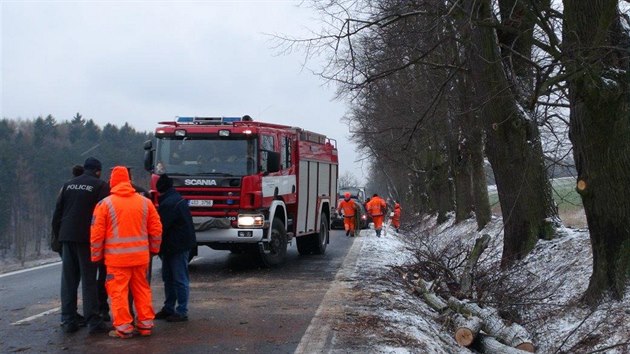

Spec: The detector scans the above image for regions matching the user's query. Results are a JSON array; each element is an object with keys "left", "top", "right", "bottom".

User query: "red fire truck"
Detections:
[{"left": 143, "top": 116, "right": 339, "bottom": 266}]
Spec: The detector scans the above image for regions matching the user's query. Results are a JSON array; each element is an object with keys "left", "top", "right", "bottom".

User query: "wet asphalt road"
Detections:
[{"left": 0, "top": 230, "right": 353, "bottom": 354}]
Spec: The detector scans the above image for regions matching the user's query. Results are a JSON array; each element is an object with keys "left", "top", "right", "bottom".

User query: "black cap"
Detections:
[
  {"left": 83, "top": 157, "right": 102, "bottom": 171},
  {"left": 156, "top": 174, "right": 173, "bottom": 193}
]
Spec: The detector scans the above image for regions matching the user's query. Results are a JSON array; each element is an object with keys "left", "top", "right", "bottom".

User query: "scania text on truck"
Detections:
[{"left": 143, "top": 116, "right": 339, "bottom": 266}]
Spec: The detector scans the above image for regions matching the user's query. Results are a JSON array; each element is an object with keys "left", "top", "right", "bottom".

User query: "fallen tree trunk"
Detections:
[
  {"left": 402, "top": 263, "right": 534, "bottom": 352},
  {"left": 477, "top": 333, "right": 534, "bottom": 354},
  {"left": 413, "top": 279, "right": 448, "bottom": 312},
  {"left": 448, "top": 297, "right": 535, "bottom": 352},
  {"left": 454, "top": 314, "right": 482, "bottom": 347},
  {"left": 460, "top": 234, "right": 491, "bottom": 295}
]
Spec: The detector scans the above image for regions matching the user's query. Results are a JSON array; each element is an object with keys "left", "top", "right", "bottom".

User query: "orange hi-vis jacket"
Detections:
[
  {"left": 91, "top": 168, "right": 162, "bottom": 267},
  {"left": 337, "top": 198, "right": 357, "bottom": 217},
  {"left": 367, "top": 196, "right": 387, "bottom": 217}
]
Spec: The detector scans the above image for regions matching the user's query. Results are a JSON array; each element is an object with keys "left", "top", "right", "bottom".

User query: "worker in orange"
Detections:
[
  {"left": 366, "top": 193, "right": 387, "bottom": 237},
  {"left": 337, "top": 192, "right": 358, "bottom": 237},
  {"left": 90, "top": 166, "right": 162, "bottom": 339},
  {"left": 392, "top": 201, "right": 402, "bottom": 233}
]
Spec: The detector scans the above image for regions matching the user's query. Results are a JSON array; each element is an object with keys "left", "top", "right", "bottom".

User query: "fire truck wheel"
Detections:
[
  {"left": 258, "top": 217, "right": 288, "bottom": 267},
  {"left": 296, "top": 212, "right": 329, "bottom": 255},
  {"left": 312, "top": 213, "right": 329, "bottom": 255}
]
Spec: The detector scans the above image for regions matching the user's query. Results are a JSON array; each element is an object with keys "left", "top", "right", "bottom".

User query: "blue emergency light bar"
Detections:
[
  {"left": 222, "top": 117, "right": 241, "bottom": 123},
  {"left": 175, "top": 116, "right": 242, "bottom": 125},
  {"left": 176, "top": 117, "right": 194, "bottom": 123}
]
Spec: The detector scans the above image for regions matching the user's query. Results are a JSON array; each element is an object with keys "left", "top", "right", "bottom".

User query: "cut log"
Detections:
[
  {"left": 448, "top": 297, "right": 535, "bottom": 352},
  {"left": 506, "top": 323, "right": 535, "bottom": 352},
  {"left": 413, "top": 285, "right": 449, "bottom": 312},
  {"left": 454, "top": 314, "right": 482, "bottom": 347},
  {"left": 478, "top": 334, "right": 534, "bottom": 354},
  {"left": 460, "top": 233, "right": 490, "bottom": 295}
]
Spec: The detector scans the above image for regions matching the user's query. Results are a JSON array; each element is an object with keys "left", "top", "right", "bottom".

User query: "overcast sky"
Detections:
[{"left": 1, "top": 0, "right": 367, "bottom": 183}]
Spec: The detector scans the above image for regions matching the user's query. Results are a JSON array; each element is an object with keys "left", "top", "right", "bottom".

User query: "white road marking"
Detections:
[
  {"left": 11, "top": 307, "right": 60, "bottom": 326},
  {"left": 294, "top": 235, "right": 364, "bottom": 354},
  {"left": 0, "top": 261, "right": 61, "bottom": 279}
]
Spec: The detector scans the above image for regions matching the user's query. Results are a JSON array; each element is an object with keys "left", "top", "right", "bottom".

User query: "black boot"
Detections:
[{"left": 345, "top": 230, "right": 350, "bottom": 236}]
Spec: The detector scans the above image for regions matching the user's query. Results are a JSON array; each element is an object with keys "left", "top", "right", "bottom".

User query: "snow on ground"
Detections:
[
  {"left": 336, "top": 216, "right": 630, "bottom": 353},
  {"left": 328, "top": 224, "right": 468, "bottom": 353}
]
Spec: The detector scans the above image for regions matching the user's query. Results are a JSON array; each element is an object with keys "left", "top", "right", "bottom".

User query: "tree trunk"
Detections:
[
  {"left": 448, "top": 297, "right": 535, "bottom": 352},
  {"left": 464, "top": 0, "right": 557, "bottom": 267},
  {"left": 497, "top": 0, "right": 560, "bottom": 240},
  {"left": 454, "top": 314, "right": 482, "bottom": 347},
  {"left": 476, "top": 334, "right": 534, "bottom": 354},
  {"left": 448, "top": 117, "right": 474, "bottom": 223},
  {"left": 470, "top": 125, "right": 492, "bottom": 230},
  {"left": 460, "top": 234, "right": 491, "bottom": 295},
  {"left": 449, "top": 7, "right": 491, "bottom": 229},
  {"left": 563, "top": 0, "right": 630, "bottom": 304},
  {"left": 460, "top": 71, "right": 491, "bottom": 230},
  {"left": 412, "top": 279, "right": 449, "bottom": 312},
  {"left": 426, "top": 147, "right": 454, "bottom": 224}
]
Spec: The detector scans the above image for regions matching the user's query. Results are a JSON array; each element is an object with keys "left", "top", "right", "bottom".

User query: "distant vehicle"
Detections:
[
  {"left": 337, "top": 186, "right": 367, "bottom": 204},
  {"left": 331, "top": 198, "right": 369, "bottom": 230}
]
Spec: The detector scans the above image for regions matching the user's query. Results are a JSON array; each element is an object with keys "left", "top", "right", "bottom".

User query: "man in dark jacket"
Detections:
[
  {"left": 154, "top": 174, "right": 196, "bottom": 322},
  {"left": 52, "top": 157, "right": 110, "bottom": 334}
]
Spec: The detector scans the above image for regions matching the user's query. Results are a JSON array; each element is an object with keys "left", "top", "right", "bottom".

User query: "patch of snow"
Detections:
[{"left": 339, "top": 215, "right": 630, "bottom": 353}]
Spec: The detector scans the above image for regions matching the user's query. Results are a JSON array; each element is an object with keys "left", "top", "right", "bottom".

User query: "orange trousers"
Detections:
[
  {"left": 372, "top": 215, "right": 384, "bottom": 231},
  {"left": 392, "top": 217, "right": 400, "bottom": 229},
  {"left": 343, "top": 216, "right": 356, "bottom": 233},
  {"left": 105, "top": 264, "right": 155, "bottom": 332}
]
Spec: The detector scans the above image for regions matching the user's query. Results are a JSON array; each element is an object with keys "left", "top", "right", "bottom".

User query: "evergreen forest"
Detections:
[{"left": 0, "top": 113, "right": 152, "bottom": 264}]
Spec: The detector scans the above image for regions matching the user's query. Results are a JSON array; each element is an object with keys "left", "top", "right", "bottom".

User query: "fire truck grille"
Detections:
[{"left": 176, "top": 187, "right": 240, "bottom": 217}]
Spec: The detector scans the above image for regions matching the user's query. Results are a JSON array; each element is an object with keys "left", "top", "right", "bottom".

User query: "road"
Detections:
[{"left": 0, "top": 230, "right": 354, "bottom": 354}]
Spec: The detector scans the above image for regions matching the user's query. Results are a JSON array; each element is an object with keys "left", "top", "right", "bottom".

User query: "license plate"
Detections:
[{"left": 188, "top": 199, "right": 213, "bottom": 207}]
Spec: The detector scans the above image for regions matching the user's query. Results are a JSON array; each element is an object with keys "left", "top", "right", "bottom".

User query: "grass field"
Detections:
[{"left": 488, "top": 177, "right": 587, "bottom": 228}]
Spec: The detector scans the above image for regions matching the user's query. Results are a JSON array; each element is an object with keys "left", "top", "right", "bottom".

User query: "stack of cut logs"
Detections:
[{"left": 410, "top": 234, "right": 535, "bottom": 353}]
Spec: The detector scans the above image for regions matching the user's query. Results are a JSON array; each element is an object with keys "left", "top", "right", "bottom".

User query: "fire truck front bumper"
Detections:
[{"left": 193, "top": 217, "right": 264, "bottom": 243}]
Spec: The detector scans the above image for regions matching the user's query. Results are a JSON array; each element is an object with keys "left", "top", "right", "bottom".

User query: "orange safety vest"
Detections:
[
  {"left": 367, "top": 196, "right": 387, "bottom": 217},
  {"left": 91, "top": 167, "right": 162, "bottom": 267},
  {"left": 337, "top": 198, "right": 357, "bottom": 217}
]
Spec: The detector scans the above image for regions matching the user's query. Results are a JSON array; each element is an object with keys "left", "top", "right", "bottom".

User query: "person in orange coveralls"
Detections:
[
  {"left": 337, "top": 192, "right": 359, "bottom": 237},
  {"left": 366, "top": 193, "right": 387, "bottom": 237},
  {"left": 392, "top": 201, "right": 402, "bottom": 233},
  {"left": 90, "top": 166, "right": 162, "bottom": 339}
]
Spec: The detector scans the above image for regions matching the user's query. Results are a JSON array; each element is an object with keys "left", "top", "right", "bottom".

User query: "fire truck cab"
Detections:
[{"left": 144, "top": 116, "right": 339, "bottom": 266}]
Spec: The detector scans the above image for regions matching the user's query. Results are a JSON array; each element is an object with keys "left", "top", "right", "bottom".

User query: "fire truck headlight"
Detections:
[
  {"left": 175, "top": 129, "right": 186, "bottom": 137},
  {"left": 238, "top": 214, "right": 265, "bottom": 228},
  {"left": 219, "top": 129, "right": 230, "bottom": 137}
]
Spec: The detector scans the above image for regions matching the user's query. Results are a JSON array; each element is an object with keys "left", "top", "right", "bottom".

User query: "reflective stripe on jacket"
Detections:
[{"left": 91, "top": 170, "right": 162, "bottom": 267}]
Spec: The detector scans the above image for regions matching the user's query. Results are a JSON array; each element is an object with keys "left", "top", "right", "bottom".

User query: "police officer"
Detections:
[{"left": 52, "top": 157, "right": 110, "bottom": 334}]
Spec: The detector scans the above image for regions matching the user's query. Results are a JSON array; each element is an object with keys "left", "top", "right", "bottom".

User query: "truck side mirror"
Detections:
[
  {"left": 143, "top": 140, "right": 154, "bottom": 172},
  {"left": 267, "top": 151, "right": 281, "bottom": 173}
]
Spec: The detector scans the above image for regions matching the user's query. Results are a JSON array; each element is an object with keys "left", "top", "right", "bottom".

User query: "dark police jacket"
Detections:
[
  {"left": 52, "top": 170, "right": 109, "bottom": 243},
  {"left": 157, "top": 187, "right": 196, "bottom": 255}
]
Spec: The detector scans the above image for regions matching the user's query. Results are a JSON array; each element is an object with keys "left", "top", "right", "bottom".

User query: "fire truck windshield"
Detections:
[{"left": 154, "top": 137, "right": 257, "bottom": 176}]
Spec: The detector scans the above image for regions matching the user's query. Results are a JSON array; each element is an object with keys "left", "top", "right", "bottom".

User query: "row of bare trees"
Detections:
[{"left": 288, "top": 0, "right": 630, "bottom": 304}]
